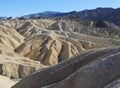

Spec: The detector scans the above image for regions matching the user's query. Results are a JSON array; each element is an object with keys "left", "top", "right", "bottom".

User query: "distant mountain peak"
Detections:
[
  {"left": 19, "top": 7, "right": 120, "bottom": 26},
  {"left": 41, "top": 11, "right": 61, "bottom": 14}
]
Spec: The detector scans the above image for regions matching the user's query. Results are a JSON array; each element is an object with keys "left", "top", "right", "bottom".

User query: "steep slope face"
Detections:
[
  {"left": 105, "top": 78, "right": 120, "bottom": 88},
  {"left": 79, "top": 8, "right": 120, "bottom": 26},
  {"left": 16, "top": 19, "right": 56, "bottom": 38},
  {"left": 0, "top": 22, "right": 24, "bottom": 56},
  {"left": 14, "top": 31, "right": 86, "bottom": 66},
  {"left": 12, "top": 46, "right": 120, "bottom": 88},
  {"left": 0, "top": 54, "right": 45, "bottom": 79},
  {"left": 14, "top": 29, "right": 120, "bottom": 66},
  {"left": 79, "top": 8, "right": 114, "bottom": 21}
]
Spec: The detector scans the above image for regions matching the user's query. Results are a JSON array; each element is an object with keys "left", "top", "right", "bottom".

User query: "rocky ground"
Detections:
[{"left": 0, "top": 17, "right": 120, "bottom": 88}]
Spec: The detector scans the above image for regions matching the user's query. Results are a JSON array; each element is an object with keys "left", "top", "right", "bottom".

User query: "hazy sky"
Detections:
[{"left": 0, "top": 0, "right": 120, "bottom": 17}]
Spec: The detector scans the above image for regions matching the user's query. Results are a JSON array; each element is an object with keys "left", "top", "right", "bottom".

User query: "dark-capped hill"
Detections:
[{"left": 79, "top": 7, "right": 120, "bottom": 26}]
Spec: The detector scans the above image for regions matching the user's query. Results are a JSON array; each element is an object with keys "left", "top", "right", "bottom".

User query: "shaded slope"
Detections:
[
  {"left": 12, "top": 46, "right": 120, "bottom": 88},
  {"left": 105, "top": 77, "right": 120, "bottom": 88},
  {"left": 79, "top": 8, "right": 120, "bottom": 26},
  {"left": 0, "top": 54, "right": 45, "bottom": 79},
  {"left": 0, "top": 22, "right": 24, "bottom": 56}
]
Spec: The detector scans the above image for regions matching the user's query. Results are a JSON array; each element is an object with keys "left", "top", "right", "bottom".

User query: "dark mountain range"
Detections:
[
  {"left": 79, "top": 7, "right": 120, "bottom": 26},
  {"left": 22, "top": 11, "right": 61, "bottom": 18},
  {"left": 20, "top": 7, "right": 120, "bottom": 26},
  {"left": 0, "top": 17, "right": 7, "bottom": 19},
  {"left": 21, "top": 11, "right": 78, "bottom": 19}
]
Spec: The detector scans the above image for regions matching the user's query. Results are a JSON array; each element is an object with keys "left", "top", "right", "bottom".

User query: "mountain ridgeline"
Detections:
[{"left": 20, "top": 8, "right": 120, "bottom": 26}]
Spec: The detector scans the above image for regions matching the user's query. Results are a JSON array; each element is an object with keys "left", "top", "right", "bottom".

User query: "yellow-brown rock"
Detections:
[{"left": 0, "top": 54, "right": 45, "bottom": 79}]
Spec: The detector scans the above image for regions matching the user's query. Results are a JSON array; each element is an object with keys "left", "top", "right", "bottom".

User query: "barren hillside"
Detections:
[{"left": 0, "top": 15, "right": 120, "bottom": 88}]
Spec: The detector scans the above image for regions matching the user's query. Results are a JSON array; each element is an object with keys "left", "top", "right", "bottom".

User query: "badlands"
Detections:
[{"left": 0, "top": 13, "right": 120, "bottom": 88}]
